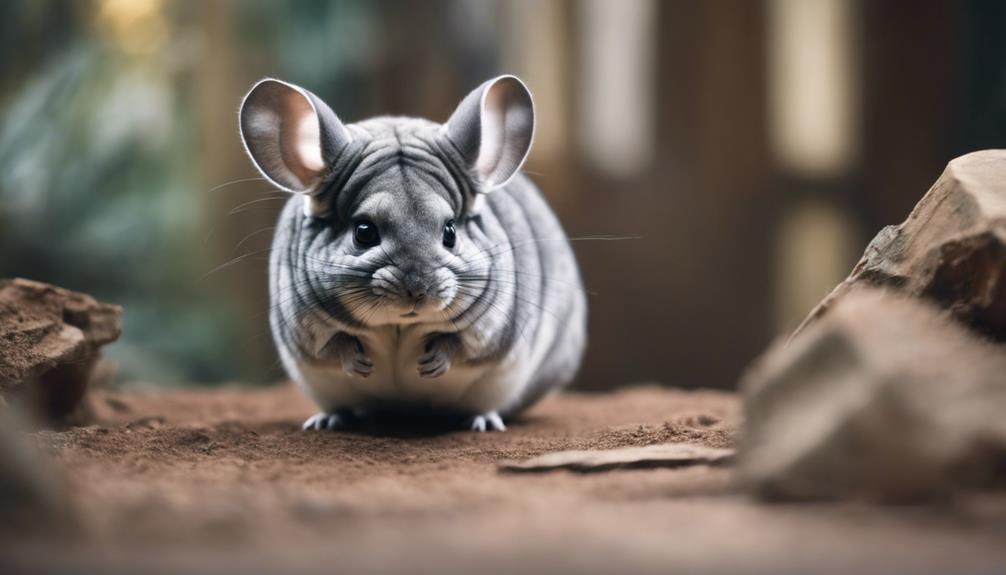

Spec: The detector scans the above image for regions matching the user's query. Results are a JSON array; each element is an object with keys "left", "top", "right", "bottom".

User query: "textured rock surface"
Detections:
[
  {"left": 0, "top": 278, "right": 122, "bottom": 418},
  {"left": 795, "top": 150, "right": 1006, "bottom": 341},
  {"left": 740, "top": 288, "right": 1006, "bottom": 501}
]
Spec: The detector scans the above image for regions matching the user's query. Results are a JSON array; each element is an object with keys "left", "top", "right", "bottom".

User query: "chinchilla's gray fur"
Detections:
[{"left": 239, "top": 75, "right": 586, "bottom": 431}]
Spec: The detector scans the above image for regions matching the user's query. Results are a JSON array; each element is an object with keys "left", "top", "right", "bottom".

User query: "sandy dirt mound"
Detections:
[{"left": 3, "top": 385, "right": 1005, "bottom": 574}]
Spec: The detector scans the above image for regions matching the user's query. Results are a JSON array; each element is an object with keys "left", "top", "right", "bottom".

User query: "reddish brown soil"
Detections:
[{"left": 3, "top": 384, "right": 1006, "bottom": 574}]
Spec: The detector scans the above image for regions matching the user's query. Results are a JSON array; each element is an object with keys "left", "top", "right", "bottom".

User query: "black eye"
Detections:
[
  {"left": 443, "top": 219, "right": 457, "bottom": 248},
  {"left": 353, "top": 220, "right": 380, "bottom": 248}
]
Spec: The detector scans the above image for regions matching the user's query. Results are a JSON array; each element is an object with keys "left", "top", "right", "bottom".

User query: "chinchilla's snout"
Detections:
[
  {"left": 371, "top": 265, "right": 456, "bottom": 314},
  {"left": 402, "top": 274, "right": 429, "bottom": 304}
]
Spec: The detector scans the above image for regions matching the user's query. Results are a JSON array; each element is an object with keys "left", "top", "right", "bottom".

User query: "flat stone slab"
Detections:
[{"left": 501, "top": 442, "right": 734, "bottom": 473}]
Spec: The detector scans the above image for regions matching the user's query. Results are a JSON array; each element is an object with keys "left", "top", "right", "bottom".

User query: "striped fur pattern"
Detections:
[{"left": 241, "top": 76, "right": 586, "bottom": 431}]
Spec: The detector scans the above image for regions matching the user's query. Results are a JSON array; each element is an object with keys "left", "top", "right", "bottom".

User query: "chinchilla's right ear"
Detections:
[
  {"left": 239, "top": 79, "right": 351, "bottom": 216},
  {"left": 444, "top": 75, "right": 535, "bottom": 192}
]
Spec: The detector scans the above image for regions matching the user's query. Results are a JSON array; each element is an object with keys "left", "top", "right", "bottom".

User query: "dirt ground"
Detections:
[{"left": 3, "top": 384, "right": 1006, "bottom": 575}]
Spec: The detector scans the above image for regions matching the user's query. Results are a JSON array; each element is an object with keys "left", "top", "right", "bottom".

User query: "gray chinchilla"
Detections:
[{"left": 238, "top": 75, "right": 586, "bottom": 432}]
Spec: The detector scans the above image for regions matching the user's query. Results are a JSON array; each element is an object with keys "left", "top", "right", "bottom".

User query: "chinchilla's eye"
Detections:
[
  {"left": 443, "top": 219, "right": 457, "bottom": 249},
  {"left": 353, "top": 220, "right": 380, "bottom": 248}
]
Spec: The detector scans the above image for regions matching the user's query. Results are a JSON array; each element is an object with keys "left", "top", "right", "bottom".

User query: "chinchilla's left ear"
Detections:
[
  {"left": 443, "top": 75, "right": 535, "bottom": 191},
  {"left": 239, "top": 78, "right": 351, "bottom": 216}
]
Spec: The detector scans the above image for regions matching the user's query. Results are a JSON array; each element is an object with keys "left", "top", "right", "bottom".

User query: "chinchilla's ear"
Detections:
[
  {"left": 444, "top": 75, "right": 535, "bottom": 191},
  {"left": 239, "top": 79, "right": 351, "bottom": 214}
]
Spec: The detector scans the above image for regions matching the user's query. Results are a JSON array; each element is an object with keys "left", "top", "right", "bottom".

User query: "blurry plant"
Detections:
[
  {"left": 0, "top": 1, "right": 247, "bottom": 385},
  {"left": 0, "top": 0, "right": 495, "bottom": 386}
]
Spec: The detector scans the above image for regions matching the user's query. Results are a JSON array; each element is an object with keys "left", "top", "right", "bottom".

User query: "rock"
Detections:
[
  {"left": 794, "top": 150, "right": 1006, "bottom": 341},
  {"left": 0, "top": 278, "right": 122, "bottom": 420},
  {"left": 500, "top": 443, "right": 735, "bottom": 474},
  {"left": 739, "top": 288, "right": 1006, "bottom": 501}
]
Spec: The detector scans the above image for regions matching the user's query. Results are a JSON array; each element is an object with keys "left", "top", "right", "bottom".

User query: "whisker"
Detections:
[
  {"left": 227, "top": 195, "right": 291, "bottom": 216},
  {"left": 205, "top": 176, "right": 269, "bottom": 194},
  {"left": 202, "top": 248, "right": 274, "bottom": 279},
  {"left": 233, "top": 226, "right": 277, "bottom": 251},
  {"left": 461, "top": 235, "right": 641, "bottom": 266}
]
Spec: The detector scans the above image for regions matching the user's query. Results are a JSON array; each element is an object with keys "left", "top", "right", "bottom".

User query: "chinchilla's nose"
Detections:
[
  {"left": 405, "top": 287, "right": 426, "bottom": 302},
  {"left": 402, "top": 274, "right": 429, "bottom": 303}
]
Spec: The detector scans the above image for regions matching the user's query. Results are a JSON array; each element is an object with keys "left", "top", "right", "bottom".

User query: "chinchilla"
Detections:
[{"left": 238, "top": 75, "right": 586, "bottom": 432}]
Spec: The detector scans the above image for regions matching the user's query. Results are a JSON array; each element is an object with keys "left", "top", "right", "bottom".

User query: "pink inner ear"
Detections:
[
  {"left": 476, "top": 88, "right": 506, "bottom": 181},
  {"left": 470, "top": 77, "right": 534, "bottom": 189},
  {"left": 295, "top": 113, "right": 324, "bottom": 173},
  {"left": 274, "top": 91, "right": 324, "bottom": 187}
]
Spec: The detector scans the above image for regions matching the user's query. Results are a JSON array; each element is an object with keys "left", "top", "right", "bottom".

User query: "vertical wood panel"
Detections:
[
  {"left": 569, "top": 0, "right": 773, "bottom": 390},
  {"left": 196, "top": 0, "right": 279, "bottom": 380},
  {"left": 861, "top": 0, "right": 960, "bottom": 231}
]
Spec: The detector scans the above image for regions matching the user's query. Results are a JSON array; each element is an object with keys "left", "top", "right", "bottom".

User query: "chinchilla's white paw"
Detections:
[
  {"left": 302, "top": 412, "right": 346, "bottom": 431},
  {"left": 467, "top": 411, "right": 506, "bottom": 432}
]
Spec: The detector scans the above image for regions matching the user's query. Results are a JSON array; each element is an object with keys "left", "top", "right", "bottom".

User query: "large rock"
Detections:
[
  {"left": 795, "top": 150, "right": 1006, "bottom": 341},
  {"left": 0, "top": 278, "right": 122, "bottom": 419},
  {"left": 739, "top": 288, "right": 1006, "bottom": 501}
]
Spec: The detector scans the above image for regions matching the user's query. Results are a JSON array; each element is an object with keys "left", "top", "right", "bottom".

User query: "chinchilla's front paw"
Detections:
[
  {"left": 418, "top": 333, "right": 461, "bottom": 378},
  {"left": 322, "top": 332, "right": 373, "bottom": 378},
  {"left": 468, "top": 411, "right": 506, "bottom": 432},
  {"left": 302, "top": 411, "right": 347, "bottom": 431}
]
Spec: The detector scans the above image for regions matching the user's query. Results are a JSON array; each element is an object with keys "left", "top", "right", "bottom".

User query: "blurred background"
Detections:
[{"left": 1, "top": 0, "right": 1004, "bottom": 389}]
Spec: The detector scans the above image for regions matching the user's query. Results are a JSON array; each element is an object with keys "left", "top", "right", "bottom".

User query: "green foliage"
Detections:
[{"left": 0, "top": 14, "right": 248, "bottom": 385}]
